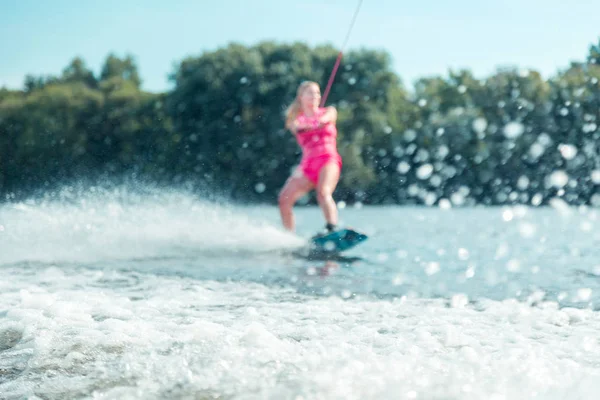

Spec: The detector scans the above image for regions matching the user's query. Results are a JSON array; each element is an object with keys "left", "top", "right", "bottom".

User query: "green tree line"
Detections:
[{"left": 1, "top": 40, "right": 599, "bottom": 206}]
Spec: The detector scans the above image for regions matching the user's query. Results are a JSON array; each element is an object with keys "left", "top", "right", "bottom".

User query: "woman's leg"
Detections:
[
  {"left": 315, "top": 161, "right": 341, "bottom": 228},
  {"left": 278, "top": 171, "right": 314, "bottom": 231}
]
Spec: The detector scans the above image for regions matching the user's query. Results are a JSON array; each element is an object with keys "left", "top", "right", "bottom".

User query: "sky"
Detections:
[{"left": 1, "top": 0, "right": 599, "bottom": 93}]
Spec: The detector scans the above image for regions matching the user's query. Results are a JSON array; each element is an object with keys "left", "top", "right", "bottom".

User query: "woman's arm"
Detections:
[
  {"left": 289, "top": 119, "right": 312, "bottom": 134},
  {"left": 318, "top": 106, "right": 337, "bottom": 126},
  {"left": 289, "top": 107, "right": 337, "bottom": 133},
  {"left": 287, "top": 118, "right": 307, "bottom": 135},
  {"left": 286, "top": 119, "right": 298, "bottom": 134}
]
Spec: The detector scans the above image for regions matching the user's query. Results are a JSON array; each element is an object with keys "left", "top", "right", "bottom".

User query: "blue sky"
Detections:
[{"left": 1, "top": 0, "right": 599, "bottom": 92}]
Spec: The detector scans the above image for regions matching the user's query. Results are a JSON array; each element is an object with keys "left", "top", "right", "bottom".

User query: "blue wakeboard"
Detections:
[{"left": 310, "top": 228, "right": 368, "bottom": 253}]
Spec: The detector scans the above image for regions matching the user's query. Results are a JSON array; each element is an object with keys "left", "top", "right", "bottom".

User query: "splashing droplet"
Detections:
[
  {"left": 254, "top": 183, "right": 266, "bottom": 193},
  {"left": 531, "top": 193, "right": 543, "bottom": 206},
  {"left": 506, "top": 259, "right": 521, "bottom": 272},
  {"left": 529, "top": 143, "right": 545, "bottom": 159},
  {"left": 503, "top": 122, "right": 525, "bottom": 139},
  {"left": 519, "top": 222, "right": 537, "bottom": 238},
  {"left": 437, "top": 145, "right": 449, "bottom": 159},
  {"left": 397, "top": 161, "right": 411, "bottom": 174},
  {"left": 517, "top": 176, "right": 530, "bottom": 190},
  {"left": 472, "top": 118, "right": 487, "bottom": 134},
  {"left": 425, "top": 262, "right": 440, "bottom": 275},
  {"left": 392, "top": 274, "right": 405, "bottom": 285},
  {"left": 424, "top": 192, "right": 438, "bottom": 206},
  {"left": 583, "top": 123, "right": 597, "bottom": 133},
  {"left": 558, "top": 144, "right": 577, "bottom": 160},
  {"left": 438, "top": 199, "right": 451, "bottom": 209},
  {"left": 404, "top": 129, "right": 417, "bottom": 142},
  {"left": 547, "top": 171, "right": 569, "bottom": 188},
  {"left": 451, "top": 192, "right": 466, "bottom": 206},
  {"left": 416, "top": 164, "right": 434, "bottom": 180}
]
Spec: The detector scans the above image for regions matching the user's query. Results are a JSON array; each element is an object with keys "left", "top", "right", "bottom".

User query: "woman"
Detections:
[{"left": 278, "top": 81, "right": 342, "bottom": 234}]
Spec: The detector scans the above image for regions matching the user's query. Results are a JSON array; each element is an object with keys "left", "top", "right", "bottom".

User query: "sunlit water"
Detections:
[{"left": 2, "top": 187, "right": 600, "bottom": 399}]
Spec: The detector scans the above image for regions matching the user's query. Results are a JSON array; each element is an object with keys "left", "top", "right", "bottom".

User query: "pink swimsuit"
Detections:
[{"left": 295, "top": 108, "right": 342, "bottom": 185}]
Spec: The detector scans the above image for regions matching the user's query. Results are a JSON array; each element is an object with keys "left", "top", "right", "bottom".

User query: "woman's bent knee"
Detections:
[{"left": 316, "top": 188, "right": 333, "bottom": 203}]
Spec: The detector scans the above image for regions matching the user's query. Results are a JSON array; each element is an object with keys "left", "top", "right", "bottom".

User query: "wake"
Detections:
[{"left": 0, "top": 184, "right": 304, "bottom": 266}]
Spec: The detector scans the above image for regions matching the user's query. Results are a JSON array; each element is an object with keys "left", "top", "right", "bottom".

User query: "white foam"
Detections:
[{"left": 2, "top": 269, "right": 600, "bottom": 399}]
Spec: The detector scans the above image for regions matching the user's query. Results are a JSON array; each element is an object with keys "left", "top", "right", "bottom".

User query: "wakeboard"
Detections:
[{"left": 309, "top": 227, "right": 368, "bottom": 254}]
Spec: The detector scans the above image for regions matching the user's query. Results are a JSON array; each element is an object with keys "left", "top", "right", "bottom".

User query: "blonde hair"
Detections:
[{"left": 285, "top": 81, "right": 319, "bottom": 131}]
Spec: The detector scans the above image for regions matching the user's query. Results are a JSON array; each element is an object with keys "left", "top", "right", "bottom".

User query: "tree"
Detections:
[
  {"left": 62, "top": 57, "right": 97, "bottom": 88},
  {"left": 100, "top": 54, "right": 142, "bottom": 88},
  {"left": 588, "top": 39, "right": 600, "bottom": 65}
]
